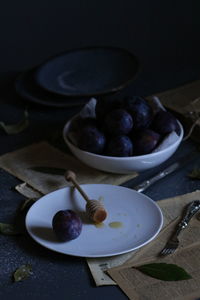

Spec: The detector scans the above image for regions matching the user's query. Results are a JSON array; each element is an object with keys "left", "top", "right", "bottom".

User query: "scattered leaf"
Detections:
[
  {"left": 29, "top": 166, "right": 65, "bottom": 176},
  {"left": 0, "top": 223, "right": 22, "bottom": 235},
  {"left": 13, "top": 264, "right": 32, "bottom": 282},
  {"left": 134, "top": 263, "right": 192, "bottom": 281},
  {"left": 0, "top": 109, "right": 29, "bottom": 134},
  {"left": 188, "top": 168, "right": 200, "bottom": 180}
]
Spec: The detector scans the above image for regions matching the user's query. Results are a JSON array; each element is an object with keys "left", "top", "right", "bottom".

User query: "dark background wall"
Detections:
[{"left": 0, "top": 0, "right": 200, "bottom": 97}]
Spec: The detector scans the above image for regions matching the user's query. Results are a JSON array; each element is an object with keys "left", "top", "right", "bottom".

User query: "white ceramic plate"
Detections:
[
  {"left": 35, "top": 47, "right": 139, "bottom": 97},
  {"left": 25, "top": 184, "right": 163, "bottom": 258}
]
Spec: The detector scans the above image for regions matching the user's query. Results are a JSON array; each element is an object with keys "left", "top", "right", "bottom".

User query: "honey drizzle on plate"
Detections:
[{"left": 109, "top": 221, "right": 123, "bottom": 228}]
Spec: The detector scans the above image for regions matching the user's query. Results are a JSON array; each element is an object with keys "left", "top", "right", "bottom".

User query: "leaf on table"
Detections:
[
  {"left": 188, "top": 168, "right": 200, "bottom": 180},
  {"left": 13, "top": 264, "right": 33, "bottom": 282},
  {"left": 0, "top": 109, "right": 29, "bottom": 134},
  {"left": 134, "top": 263, "right": 192, "bottom": 281},
  {"left": 0, "top": 223, "right": 22, "bottom": 235},
  {"left": 29, "top": 166, "right": 65, "bottom": 176}
]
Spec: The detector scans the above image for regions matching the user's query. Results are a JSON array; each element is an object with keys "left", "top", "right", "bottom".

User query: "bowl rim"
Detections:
[{"left": 63, "top": 115, "right": 184, "bottom": 161}]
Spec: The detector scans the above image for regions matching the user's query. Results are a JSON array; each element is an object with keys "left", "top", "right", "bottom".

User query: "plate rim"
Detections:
[
  {"left": 25, "top": 184, "right": 163, "bottom": 258},
  {"left": 14, "top": 69, "right": 90, "bottom": 108},
  {"left": 34, "top": 46, "right": 140, "bottom": 97}
]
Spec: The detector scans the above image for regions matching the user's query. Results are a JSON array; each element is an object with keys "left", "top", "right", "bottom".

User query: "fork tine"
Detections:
[
  {"left": 163, "top": 249, "right": 171, "bottom": 255},
  {"left": 166, "top": 249, "right": 173, "bottom": 255},
  {"left": 160, "top": 249, "right": 168, "bottom": 256},
  {"left": 160, "top": 200, "right": 200, "bottom": 256},
  {"left": 160, "top": 246, "right": 175, "bottom": 256},
  {"left": 160, "top": 246, "right": 177, "bottom": 256},
  {"left": 168, "top": 248, "right": 176, "bottom": 254}
]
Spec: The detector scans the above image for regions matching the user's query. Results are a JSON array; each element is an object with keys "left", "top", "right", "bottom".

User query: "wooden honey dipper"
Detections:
[{"left": 65, "top": 170, "right": 107, "bottom": 223}]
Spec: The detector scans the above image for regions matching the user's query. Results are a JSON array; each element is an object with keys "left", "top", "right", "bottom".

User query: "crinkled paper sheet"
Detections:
[
  {"left": 88, "top": 190, "right": 200, "bottom": 286},
  {"left": 107, "top": 190, "right": 200, "bottom": 300},
  {"left": 0, "top": 141, "right": 138, "bottom": 195}
]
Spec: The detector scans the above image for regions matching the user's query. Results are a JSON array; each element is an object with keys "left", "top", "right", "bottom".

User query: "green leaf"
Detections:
[
  {"left": 29, "top": 166, "right": 65, "bottom": 176},
  {"left": 0, "top": 109, "right": 29, "bottom": 134},
  {"left": 134, "top": 263, "right": 192, "bottom": 281},
  {"left": 13, "top": 264, "right": 32, "bottom": 282},
  {"left": 0, "top": 223, "right": 22, "bottom": 235},
  {"left": 188, "top": 168, "right": 200, "bottom": 180}
]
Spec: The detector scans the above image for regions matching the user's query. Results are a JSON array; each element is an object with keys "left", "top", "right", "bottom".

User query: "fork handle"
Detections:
[{"left": 173, "top": 200, "right": 200, "bottom": 237}]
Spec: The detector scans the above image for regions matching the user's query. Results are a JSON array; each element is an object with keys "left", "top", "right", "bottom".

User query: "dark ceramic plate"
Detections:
[
  {"left": 35, "top": 47, "right": 139, "bottom": 97},
  {"left": 15, "top": 69, "right": 90, "bottom": 107}
]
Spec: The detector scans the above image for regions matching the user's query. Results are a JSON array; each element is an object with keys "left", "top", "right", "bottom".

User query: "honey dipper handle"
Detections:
[{"left": 65, "top": 170, "right": 90, "bottom": 203}]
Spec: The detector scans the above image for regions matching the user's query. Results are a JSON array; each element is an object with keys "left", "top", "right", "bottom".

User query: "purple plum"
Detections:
[
  {"left": 132, "top": 129, "right": 161, "bottom": 155},
  {"left": 123, "top": 96, "right": 153, "bottom": 130},
  {"left": 104, "top": 109, "right": 133, "bottom": 136},
  {"left": 52, "top": 209, "right": 82, "bottom": 242},
  {"left": 106, "top": 135, "right": 133, "bottom": 157},
  {"left": 77, "top": 125, "right": 106, "bottom": 154},
  {"left": 151, "top": 110, "right": 179, "bottom": 135}
]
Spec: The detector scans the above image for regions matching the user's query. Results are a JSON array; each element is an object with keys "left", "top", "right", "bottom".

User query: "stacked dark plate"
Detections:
[{"left": 15, "top": 46, "right": 139, "bottom": 107}]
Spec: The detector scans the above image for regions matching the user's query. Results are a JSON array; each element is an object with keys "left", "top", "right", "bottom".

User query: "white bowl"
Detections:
[{"left": 63, "top": 116, "right": 184, "bottom": 174}]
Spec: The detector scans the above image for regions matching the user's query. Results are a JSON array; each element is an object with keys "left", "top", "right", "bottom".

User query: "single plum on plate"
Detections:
[
  {"left": 132, "top": 129, "right": 161, "bottom": 155},
  {"left": 106, "top": 135, "right": 133, "bottom": 157},
  {"left": 123, "top": 96, "right": 153, "bottom": 130},
  {"left": 95, "top": 97, "right": 123, "bottom": 120},
  {"left": 151, "top": 110, "right": 179, "bottom": 135},
  {"left": 104, "top": 109, "right": 133, "bottom": 136},
  {"left": 52, "top": 209, "right": 82, "bottom": 242},
  {"left": 77, "top": 125, "right": 106, "bottom": 154}
]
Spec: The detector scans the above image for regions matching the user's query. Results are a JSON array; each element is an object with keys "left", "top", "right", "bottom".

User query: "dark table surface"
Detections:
[
  {"left": 1, "top": 1, "right": 200, "bottom": 298},
  {"left": 0, "top": 72, "right": 200, "bottom": 300}
]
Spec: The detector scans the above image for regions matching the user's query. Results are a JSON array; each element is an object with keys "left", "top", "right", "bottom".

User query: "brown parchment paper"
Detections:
[
  {"left": 152, "top": 79, "right": 200, "bottom": 143},
  {"left": 0, "top": 141, "right": 137, "bottom": 194},
  {"left": 87, "top": 190, "right": 200, "bottom": 286},
  {"left": 155, "top": 79, "right": 200, "bottom": 113},
  {"left": 107, "top": 190, "right": 200, "bottom": 300},
  {"left": 15, "top": 182, "right": 43, "bottom": 198}
]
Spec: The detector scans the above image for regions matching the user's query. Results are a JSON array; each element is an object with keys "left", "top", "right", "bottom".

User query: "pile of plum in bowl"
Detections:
[{"left": 63, "top": 96, "right": 184, "bottom": 173}]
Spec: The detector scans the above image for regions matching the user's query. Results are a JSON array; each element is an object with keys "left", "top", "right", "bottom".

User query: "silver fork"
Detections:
[{"left": 160, "top": 200, "right": 200, "bottom": 256}]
